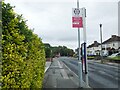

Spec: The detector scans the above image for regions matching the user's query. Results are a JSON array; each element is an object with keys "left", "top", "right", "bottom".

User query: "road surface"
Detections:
[{"left": 59, "top": 57, "right": 120, "bottom": 88}]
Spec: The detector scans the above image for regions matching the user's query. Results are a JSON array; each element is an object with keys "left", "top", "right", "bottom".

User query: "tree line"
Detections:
[{"left": 44, "top": 43, "right": 75, "bottom": 58}]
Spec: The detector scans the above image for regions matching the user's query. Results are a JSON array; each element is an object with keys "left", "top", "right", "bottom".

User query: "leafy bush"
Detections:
[
  {"left": 44, "top": 44, "right": 51, "bottom": 58},
  {"left": 107, "top": 56, "right": 120, "bottom": 60},
  {"left": 87, "top": 56, "right": 95, "bottom": 59},
  {"left": 2, "top": 2, "right": 45, "bottom": 88}
]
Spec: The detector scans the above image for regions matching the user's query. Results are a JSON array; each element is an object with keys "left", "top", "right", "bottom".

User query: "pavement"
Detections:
[{"left": 43, "top": 58, "right": 87, "bottom": 89}]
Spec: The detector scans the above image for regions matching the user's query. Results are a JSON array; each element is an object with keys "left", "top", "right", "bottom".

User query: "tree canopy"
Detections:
[{"left": 44, "top": 43, "right": 75, "bottom": 58}]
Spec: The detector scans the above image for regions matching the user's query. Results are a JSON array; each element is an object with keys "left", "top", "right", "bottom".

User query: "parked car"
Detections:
[
  {"left": 103, "top": 50, "right": 109, "bottom": 57},
  {"left": 108, "top": 52, "right": 120, "bottom": 58}
]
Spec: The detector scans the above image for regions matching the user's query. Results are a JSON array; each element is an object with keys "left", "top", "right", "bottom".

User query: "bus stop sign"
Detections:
[{"left": 72, "top": 8, "right": 83, "bottom": 28}]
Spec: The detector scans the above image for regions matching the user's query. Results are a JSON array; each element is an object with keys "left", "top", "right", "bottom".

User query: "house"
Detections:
[
  {"left": 87, "top": 41, "right": 101, "bottom": 56},
  {"left": 102, "top": 35, "right": 120, "bottom": 55},
  {"left": 87, "top": 35, "right": 120, "bottom": 56}
]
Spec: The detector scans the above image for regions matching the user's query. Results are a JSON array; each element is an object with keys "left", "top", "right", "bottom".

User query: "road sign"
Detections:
[{"left": 72, "top": 8, "right": 83, "bottom": 28}]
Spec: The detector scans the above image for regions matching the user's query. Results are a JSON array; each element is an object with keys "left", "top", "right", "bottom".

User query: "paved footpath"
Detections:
[
  {"left": 43, "top": 58, "right": 79, "bottom": 89},
  {"left": 43, "top": 59, "right": 78, "bottom": 88}
]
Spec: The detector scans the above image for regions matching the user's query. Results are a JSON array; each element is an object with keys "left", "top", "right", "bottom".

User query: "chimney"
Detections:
[
  {"left": 94, "top": 41, "right": 97, "bottom": 43},
  {"left": 112, "top": 35, "right": 116, "bottom": 38}
]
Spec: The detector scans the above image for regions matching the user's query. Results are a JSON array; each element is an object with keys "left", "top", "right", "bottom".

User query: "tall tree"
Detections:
[{"left": 44, "top": 43, "right": 51, "bottom": 58}]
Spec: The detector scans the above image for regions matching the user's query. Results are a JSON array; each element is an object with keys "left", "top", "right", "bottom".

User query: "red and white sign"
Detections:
[
  {"left": 72, "top": 8, "right": 83, "bottom": 28},
  {"left": 72, "top": 17, "right": 83, "bottom": 28}
]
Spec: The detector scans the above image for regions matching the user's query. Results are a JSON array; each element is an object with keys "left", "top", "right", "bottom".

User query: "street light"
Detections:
[{"left": 100, "top": 24, "right": 103, "bottom": 63}]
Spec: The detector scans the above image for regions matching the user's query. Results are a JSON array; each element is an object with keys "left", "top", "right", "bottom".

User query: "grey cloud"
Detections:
[
  {"left": 57, "top": 36, "right": 78, "bottom": 42},
  {"left": 5, "top": 0, "right": 119, "bottom": 49}
]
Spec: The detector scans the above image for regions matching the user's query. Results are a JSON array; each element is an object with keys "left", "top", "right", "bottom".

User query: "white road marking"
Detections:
[
  {"left": 99, "top": 70, "right": 106, "bottom": 74},
  {"left": 62, "top": 61, "right": 78, "bottom": 78},
  {"left": 98, "top": 70, "right": 115, "bottom": 79},
  {"left": 57, "top": 60, "right": 69, "bottom": 79},
  {"left": 44, "top": 62, "right": 51, "bottom": 73},
  {"left": 62, "top": 60, "right": 91, "bottom": 88}
]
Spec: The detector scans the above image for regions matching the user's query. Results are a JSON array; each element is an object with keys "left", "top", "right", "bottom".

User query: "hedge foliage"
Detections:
[
  {"left": 0, "top": 1, "right": 2, "bottom": 89},
  {"left": 2, "top": 2, "right": 45, "bottom": 88}
]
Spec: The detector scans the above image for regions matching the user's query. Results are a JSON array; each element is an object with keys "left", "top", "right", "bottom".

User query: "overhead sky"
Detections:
[{"left": 5, "top": 0, "right": 119, "bottom": 50}]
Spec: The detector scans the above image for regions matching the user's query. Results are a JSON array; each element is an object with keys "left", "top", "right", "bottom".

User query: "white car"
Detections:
[{"left": 108, "top": 52, "right": 120, "bottom": 58}]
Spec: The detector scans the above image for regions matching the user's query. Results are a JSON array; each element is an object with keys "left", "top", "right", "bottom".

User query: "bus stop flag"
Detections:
[{"left": 72, "top": 8, "right": 83, "bottom": 28}]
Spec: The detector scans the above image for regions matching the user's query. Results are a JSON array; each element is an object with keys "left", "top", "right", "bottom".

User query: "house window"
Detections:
[{"left": 113, "top": 43, "right": 115, "bottom": 46}]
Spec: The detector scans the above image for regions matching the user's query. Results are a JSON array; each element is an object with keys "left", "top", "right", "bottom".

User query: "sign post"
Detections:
[
  {"left": 82, "top": 8, "right": 89, "bottom": 86},
  {"left": 72, "top": 0, "right": 83, "bottom": 88},
  {"left": 72, "top": 0, "right": 89, "bottom": 88}
]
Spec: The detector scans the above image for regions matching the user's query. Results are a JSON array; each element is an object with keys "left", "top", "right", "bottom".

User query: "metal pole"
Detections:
[
  {"left": 82, "top": 8, "right": 89, "bottom": 86},
  {"left": 77, "top": 0, "right": 83, "bottom": 88},
  {"left": 100, "top": 24, "right": 103, "bottom": 63}
]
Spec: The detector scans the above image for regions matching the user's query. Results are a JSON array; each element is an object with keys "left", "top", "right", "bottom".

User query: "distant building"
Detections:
[
  {"left": 87, "top": 41, "right": 101, "bottom": 56},
  {"left": 102, "top": 35, "right": 120, "bottom": 55},
  {"left": 102, "top": 35, "right": 120, "bottom": 50},
  {"left": 55, "top": 53, "right": 60, "bottom": 58},
  {"left": 87, "top": 35, "right": 120, "bottom": 56}
]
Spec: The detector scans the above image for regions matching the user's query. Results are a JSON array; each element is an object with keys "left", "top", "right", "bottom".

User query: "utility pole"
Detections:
[
  {"left": 77, "top": 0, "right": 83, "bottom": 88},
  {"left": 100, "top": 24, "right": 103, "bottom": 63}
]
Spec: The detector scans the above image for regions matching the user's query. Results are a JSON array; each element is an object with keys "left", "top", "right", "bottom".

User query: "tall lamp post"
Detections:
[
  {"left": 100, "top": 24, "right": 103, "bottom": 63},
  {"left": 77, "top": 0, "right": 83, "bottom": 88}
]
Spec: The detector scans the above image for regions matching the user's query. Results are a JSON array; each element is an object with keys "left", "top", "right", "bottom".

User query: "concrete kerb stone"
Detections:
[
  {"left": 44, "top": 59, "right": 54, "bottom": 73},
  {"left": 44, "top": 62, "right": 51, "bottom": 73}
]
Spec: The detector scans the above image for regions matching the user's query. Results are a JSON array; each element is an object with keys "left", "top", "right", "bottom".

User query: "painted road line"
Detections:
[
  {"left": 62, "top": 61, "right": 79, "bottom": 78},
  {"left": 62, "top": 60, "right": 91, "bottom": 88},
  {"left": 44, "top": 62, "right": 51, "bottom": 73},
  {"left": 57, "top": 60, "right": 69, "bottom": 79},
  {"left": 45, "top": 67, "right": 49, "bottom": 73}
]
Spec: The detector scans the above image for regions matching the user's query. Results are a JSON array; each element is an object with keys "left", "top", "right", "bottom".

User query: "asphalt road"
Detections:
[{"left": 59, "top": 57, "right": 120, "bottom": 88}]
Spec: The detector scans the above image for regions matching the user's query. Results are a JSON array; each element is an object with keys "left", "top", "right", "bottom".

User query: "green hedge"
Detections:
[
  {"left": 0, "top": 2, "right": 1, "bottom": 90},
  {"left": 107, "top": 56, "right": 120, "bottom": 61},
  {"left": 87, "top": 56, "right": 95, "bottom": 59},
  {"left": 2, "top": 2, "right": 45, "bottom": 88}
]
